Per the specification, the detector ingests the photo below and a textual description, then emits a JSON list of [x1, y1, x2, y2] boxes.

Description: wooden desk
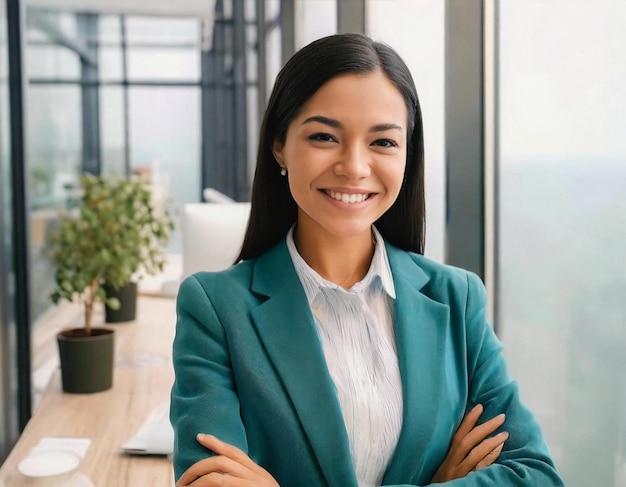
[[0, 296, 177, 486]]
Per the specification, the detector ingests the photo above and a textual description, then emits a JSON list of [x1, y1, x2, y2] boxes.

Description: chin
[[321, 220, 376, 240]]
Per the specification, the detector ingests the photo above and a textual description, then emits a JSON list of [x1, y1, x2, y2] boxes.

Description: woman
[[170, 33, 563, 486]]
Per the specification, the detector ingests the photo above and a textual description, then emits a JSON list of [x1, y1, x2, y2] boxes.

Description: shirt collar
[[286, 225, 396, 305]]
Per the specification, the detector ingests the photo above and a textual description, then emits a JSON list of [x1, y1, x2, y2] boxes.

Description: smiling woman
[[271, 71, 407, 284], [169, 33, 564, 487]]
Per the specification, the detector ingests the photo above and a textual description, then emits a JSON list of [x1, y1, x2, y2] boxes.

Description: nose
[[334, 143, 371, 180]]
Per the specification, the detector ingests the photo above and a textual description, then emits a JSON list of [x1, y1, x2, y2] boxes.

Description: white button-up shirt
[[286, 226, 403, 487]]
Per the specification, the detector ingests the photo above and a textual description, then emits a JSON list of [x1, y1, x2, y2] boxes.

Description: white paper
[[121, 402, 174, 455]]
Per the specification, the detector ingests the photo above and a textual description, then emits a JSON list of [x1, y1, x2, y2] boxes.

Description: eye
[[308, 133, 336, 143], [372, 138, 398, 149]]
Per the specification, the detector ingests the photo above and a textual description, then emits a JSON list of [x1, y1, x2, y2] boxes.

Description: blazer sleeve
[[416, 271, 564, 486], [169, 274, 248, 481]]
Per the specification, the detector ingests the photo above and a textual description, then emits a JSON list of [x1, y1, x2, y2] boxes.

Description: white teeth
[[327, 191, 369, 204]]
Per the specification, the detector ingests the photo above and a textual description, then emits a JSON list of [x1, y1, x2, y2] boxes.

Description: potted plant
[[100, 174, 175, 323], [49, 174, 135, 393]]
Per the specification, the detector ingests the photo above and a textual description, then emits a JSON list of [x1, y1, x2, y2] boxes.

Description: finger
[[196, 434, 266, 476], [177, 455, 249, 486], [452, 404, 484, 443], [461, 431, 509, 472], [449, 407, 505, 466], [183, 472, 250, 487], [197, 434, 250, 464], [177, 459, 212, 487], [459, 413, 506, 456], [447, 404, 483, 466], [474, 442, 505, 471]]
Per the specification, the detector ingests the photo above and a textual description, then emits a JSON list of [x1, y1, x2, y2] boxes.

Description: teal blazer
[[170, 239, 563, 486]]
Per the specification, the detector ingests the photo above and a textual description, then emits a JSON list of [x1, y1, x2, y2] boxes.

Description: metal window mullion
[[255, 0, 266, 122], [337, 0, 365, 34], [200, 43, 212, 201], [445, 0, 485, 280], [200, 48, 217, 200], [29, 78, 221, 87], [232, 0, 247, 200], [27, 8, 96, 65], [121, 14, 131, 176], [279, 0, 295, 64], [77, 13, 101, 175], [201, 0, 230, 199], [483, 0, 499, 328], [6, 0, 32, 431]]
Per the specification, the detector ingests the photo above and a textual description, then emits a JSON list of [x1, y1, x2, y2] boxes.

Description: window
[[498, 2, 626, 485]]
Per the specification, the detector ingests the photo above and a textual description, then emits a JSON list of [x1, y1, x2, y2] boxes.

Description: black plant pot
[[57, 327, 115, 393], [104, 281, 138, 323]]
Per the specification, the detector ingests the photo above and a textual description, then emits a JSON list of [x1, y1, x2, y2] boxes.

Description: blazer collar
[[382, 242, 450, 484], [250, 239, 450, 486], [250, 240, 359, 487]]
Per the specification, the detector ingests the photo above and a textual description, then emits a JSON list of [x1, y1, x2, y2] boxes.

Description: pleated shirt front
[[286, 227, 403, 487]]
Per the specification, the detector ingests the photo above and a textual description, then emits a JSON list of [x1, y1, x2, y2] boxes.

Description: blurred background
[[1, 1, 625, 486]]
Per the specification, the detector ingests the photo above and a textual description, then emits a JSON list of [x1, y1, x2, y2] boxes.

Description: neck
[[293, 224, 375, 290]]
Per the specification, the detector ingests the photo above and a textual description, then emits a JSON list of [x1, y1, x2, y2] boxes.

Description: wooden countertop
[[0, 296, 177, 486]]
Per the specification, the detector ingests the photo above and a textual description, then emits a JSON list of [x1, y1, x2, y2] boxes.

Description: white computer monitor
[[182, 202, 251, 278]]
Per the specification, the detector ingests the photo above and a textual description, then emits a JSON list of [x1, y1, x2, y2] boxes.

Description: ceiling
[[25, 0, 217, 17]]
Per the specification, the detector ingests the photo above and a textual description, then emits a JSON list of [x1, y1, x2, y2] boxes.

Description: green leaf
[[48, 172, 176, 330], [106, 297, 121, 310]]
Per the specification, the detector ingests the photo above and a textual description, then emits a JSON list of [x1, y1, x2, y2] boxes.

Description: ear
[[272, 139, 285, 166]]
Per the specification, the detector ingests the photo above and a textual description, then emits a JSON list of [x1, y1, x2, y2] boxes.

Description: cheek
[[286, 165, 316, 201], [382, 159, 407, 194], [286, 148, 329, 181]]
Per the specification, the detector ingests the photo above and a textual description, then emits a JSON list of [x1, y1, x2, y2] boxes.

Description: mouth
[[323, 189, 373, 204]]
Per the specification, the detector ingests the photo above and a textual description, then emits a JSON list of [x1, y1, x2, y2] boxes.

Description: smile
[[325, 190, 371, 204]]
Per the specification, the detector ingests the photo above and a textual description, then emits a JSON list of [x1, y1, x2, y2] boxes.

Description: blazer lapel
[[382, 244, 451, 484], [249, 241, 359, 487]]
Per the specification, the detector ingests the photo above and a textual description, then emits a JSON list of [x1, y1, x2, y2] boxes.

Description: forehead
[[296, 71, 407, 126]]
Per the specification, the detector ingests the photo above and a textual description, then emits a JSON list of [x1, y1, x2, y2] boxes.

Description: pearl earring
[[280, 167, 287, 176]]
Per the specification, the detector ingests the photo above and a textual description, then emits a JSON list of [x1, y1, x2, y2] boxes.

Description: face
[[272, 70, 408, 244]]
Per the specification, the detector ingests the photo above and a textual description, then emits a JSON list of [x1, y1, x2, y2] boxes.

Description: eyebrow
[[301, 115, 403, 133]]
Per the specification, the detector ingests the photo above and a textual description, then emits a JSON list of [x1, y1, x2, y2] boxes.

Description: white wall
[[367, 0, 446, 262], [294, 0, 337, 49]]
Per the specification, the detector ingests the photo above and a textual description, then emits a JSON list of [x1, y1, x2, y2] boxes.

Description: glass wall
[[100, 15, 202, 254], [498, 1, 626, 486], [24, 10, 205, 325], [26, 11, 82, 209], [23, 2, 273, 413], [26, 10, 86, 324], [295, 0, 337, 49]]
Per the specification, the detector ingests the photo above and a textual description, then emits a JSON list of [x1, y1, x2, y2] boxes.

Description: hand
[[176, 434, 280, 487], [431, 404, 509, 483]]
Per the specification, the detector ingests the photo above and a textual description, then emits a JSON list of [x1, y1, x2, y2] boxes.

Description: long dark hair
[[236, 33, 425, 262]]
